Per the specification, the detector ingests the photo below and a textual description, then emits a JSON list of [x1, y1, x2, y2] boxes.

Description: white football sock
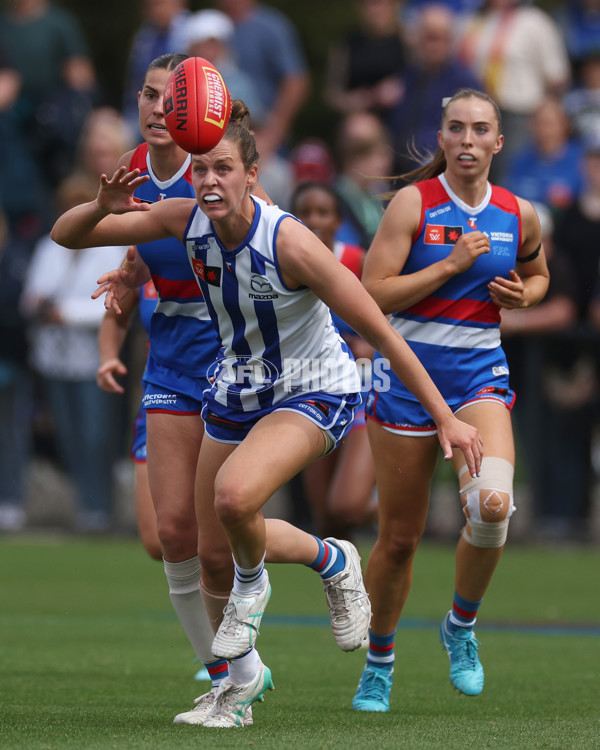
[[232, 552, 268, 596], [163, 556, 215, 664], [228, 647, 262, 685]]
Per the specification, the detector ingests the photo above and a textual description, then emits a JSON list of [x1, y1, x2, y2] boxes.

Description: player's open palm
[[98, 167, 151, 215], [92, 246, 139, 314]]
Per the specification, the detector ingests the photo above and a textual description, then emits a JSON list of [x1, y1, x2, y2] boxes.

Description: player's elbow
[[49, 225, 85, 250]]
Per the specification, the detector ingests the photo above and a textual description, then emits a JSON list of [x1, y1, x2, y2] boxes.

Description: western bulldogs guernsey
[[184, 196, 360, 413], [138, 279, 157, 335], [372, 174, 520, 411], [129, 144, 219, 395]]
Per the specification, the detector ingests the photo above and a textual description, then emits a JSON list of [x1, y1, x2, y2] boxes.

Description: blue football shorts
[[366, 384, 516, 436], [129, 404, 147, 462], [141, 384, 204, 415], [202, 390, 362, 454]]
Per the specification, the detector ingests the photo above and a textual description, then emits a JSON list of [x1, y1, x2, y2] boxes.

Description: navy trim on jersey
[[271, 212, 306, 292], [249, 247, 281, 410], [184, 203, 201, 240]]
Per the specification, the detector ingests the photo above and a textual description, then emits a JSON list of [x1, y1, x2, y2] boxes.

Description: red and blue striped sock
[[366, 629, 396, 672], [447, 592, 482, 634], [307, 536, 345, 580], [205, 658, 228, 687]]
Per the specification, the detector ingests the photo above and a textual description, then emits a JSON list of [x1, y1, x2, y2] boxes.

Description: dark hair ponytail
[[224, 99, 259, 168], [144, 53, 189, 82]]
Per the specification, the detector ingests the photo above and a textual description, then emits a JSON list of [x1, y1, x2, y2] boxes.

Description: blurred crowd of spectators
[[1, 0, 599, 542]]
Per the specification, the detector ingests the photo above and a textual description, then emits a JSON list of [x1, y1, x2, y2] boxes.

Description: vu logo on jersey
[[192, 258, 221, 286], [424, 224, 463, 245]]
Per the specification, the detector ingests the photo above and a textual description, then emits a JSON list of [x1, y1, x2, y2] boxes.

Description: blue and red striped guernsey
[[129, 143, 220, 391], [377, 173, 521, 406]]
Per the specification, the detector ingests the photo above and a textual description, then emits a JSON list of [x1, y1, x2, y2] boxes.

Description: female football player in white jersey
[[63, 82, 374, 728], [351, 89, 549, 713], [51, 99, 483, 728]]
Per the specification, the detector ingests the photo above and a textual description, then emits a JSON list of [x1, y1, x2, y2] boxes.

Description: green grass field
[[1, 536, 599, 749]]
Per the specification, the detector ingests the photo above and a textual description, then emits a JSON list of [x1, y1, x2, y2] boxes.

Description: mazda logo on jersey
[[249, 273, 278, 300], [250, 274, 273, 293], [192, 258, 221, 286], [425, 224, 463, 245]]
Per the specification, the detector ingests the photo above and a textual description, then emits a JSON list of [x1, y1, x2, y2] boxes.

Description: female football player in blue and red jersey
[[352, 89, 550, 712]]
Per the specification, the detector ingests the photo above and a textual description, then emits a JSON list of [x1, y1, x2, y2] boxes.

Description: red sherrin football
[[164, 57, 232, 154]]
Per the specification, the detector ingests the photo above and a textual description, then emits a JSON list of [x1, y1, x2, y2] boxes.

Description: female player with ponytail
[[52, 97, 482, 728], [352, 89, 549, 712]]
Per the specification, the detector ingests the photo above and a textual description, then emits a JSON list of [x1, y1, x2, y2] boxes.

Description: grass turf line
[[0, 538, 599, 749]]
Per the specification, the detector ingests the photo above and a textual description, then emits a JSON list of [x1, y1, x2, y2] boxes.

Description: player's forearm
[[51, 201, 109, 249], [519, 273, 550, 309], [98, 313, 129, 363], [380, 329, 454, 426], [364, 258, 458, 316]]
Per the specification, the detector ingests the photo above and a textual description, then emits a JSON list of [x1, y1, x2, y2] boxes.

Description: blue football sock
[[366, 629, 396, 672], [447, 591, 482, 634], [307, 536, 345, 580], [205, 658, 228, 687]]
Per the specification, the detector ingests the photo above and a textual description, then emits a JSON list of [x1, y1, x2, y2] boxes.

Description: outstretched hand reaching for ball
[[92, 245, 150, 314], [97, 167, 151, 216]]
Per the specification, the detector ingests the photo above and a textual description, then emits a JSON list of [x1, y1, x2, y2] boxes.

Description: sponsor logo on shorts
[[142, 393, 178, 408], [297, 403, 327, 421]]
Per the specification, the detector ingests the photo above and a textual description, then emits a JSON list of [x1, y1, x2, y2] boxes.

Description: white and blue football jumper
[[368, 175, 518, 434], [183, 196, 361, 444]]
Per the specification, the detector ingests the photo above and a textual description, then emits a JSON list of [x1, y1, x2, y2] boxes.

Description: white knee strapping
[[459, 457, 516, 548]]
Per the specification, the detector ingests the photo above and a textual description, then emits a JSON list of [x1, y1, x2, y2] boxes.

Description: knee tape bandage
[[459, 457, 516, 548]]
